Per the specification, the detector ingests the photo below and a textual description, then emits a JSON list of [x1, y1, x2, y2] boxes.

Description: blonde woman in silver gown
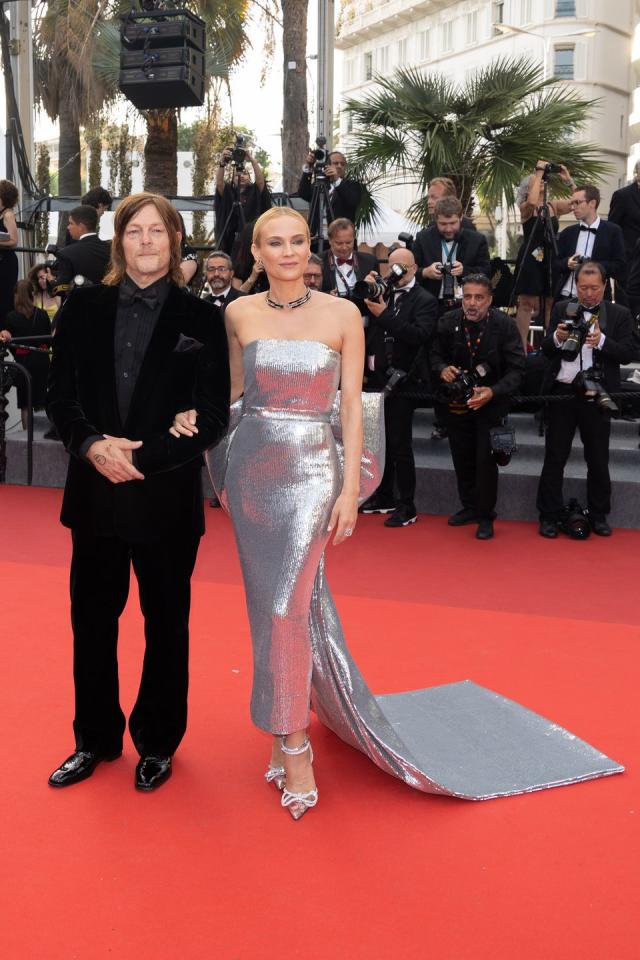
[[173, 207, 623, 817]]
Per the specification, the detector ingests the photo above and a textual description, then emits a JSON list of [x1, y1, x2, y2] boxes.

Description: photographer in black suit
[[298, 150, 364, 237], [52, 205, 112, 297], [321, 218, 377, 309], [431, 275, 525, 540], [46, 193, 230, 792], [359, 247, 438, 527], [608, 161, 640, 263], [553, 184, 626, 302], [413, 197, 490, 316], [537, 261, 636, 538]]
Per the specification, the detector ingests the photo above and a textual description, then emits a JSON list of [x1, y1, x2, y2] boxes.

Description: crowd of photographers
[[2, 147, 640, 539]]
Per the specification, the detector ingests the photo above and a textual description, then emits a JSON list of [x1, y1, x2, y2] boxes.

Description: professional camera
[[439, 361, 492, 404], [435, 261, 456, 300], [397, 231, 414, 252], [382, 367, 409, 397], [353, 263, 408, 301], [559, 498, 591, 539], [573, 366, 618, 413], [542, 162, 564, 180], [312, 136, 329, 178], [231, 135, 247, 168], [560, 302, 590, 360]]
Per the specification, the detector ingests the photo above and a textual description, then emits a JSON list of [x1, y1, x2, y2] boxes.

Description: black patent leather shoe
[[539, 519, 559, 539], [48, 750, 121, 788], [384, 505, 417, 527], [135, 755, 172, 792], [476, 519, 494, 540], [590, 517, 612, 537]]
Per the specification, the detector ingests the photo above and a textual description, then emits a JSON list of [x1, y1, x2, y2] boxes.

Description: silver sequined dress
[[207, 338, 623, 800]]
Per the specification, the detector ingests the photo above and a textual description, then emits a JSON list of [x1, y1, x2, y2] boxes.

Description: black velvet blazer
[[47, 282, 230, 542]]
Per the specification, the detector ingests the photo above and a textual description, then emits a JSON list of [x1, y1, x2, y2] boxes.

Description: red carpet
[[1, 485, 638, 959]]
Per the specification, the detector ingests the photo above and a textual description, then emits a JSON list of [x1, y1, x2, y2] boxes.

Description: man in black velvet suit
[[553, 184, 626, 302], [537, 261, 636, 538], [413, 196, 490, 316], [46, 193, 230, 792], [52, 205, 112, 296]]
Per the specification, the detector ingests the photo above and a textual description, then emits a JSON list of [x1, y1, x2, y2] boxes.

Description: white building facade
[[336, 0, 640, 219]]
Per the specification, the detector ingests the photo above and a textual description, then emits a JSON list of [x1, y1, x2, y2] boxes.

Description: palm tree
[[344, 58, 611, 225]]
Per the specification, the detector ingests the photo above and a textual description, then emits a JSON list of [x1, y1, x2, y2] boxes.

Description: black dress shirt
[[115, 275, 170, 423]]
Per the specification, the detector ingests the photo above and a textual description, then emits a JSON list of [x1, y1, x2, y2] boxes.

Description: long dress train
[[207, 338, 623, 799]]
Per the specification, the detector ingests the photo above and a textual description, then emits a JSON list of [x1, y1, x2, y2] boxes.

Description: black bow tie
[[120, 287, 159, 311], [580, 225, 597, 234]]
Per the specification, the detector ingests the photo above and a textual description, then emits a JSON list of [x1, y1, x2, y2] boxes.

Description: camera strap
[[440, 239, 457, 265]]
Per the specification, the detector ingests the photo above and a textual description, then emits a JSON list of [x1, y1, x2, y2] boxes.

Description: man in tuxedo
[[431, 274, 525, 540], [608, 162, 640, 263], [426, 177, 476, 231], [321, 218, 377, 308], [46, 192, 230, 791], [204, 251, 245, 314], [359, 248, 438, 527], [52, 205, 112, 296], [553, 184, 626, 302], [413, 197, 490, 316], [537, 261, 636, 538], [298, 150, 364, 243]]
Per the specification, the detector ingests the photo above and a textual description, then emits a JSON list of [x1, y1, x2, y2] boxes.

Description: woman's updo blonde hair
[[252, 207, 310, 246]]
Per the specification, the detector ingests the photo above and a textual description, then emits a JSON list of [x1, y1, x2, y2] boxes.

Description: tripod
[[215, 166, 247, 255], [510, 173, 559, 335], [307, 168, 335, 254]]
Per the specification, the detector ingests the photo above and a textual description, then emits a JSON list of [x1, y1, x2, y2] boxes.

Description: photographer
[[358, 248, 438, 527], [426, 177, 476, 230], [431, 274, 526, 540], [298, 147, 364, 240], [537, 261, 636, 538], [413, 197, 490, 317], [321, 218, 377, 309], [214, 141, 271, 256], [51, 205, 112, 297], [553, 184, 626, 302]]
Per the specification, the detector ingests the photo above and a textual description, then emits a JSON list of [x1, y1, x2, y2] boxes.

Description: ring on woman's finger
[[344, 528, 353, 537]]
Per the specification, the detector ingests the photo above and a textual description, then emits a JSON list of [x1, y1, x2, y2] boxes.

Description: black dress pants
[[445, 406, 503, 519], [377, 393, 417, 508], [70, 529, 201, 757], [537, 386, 611, 520]]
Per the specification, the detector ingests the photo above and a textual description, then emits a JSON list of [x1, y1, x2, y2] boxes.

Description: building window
[[466, 11, 478, 45], [556, 0, 576, 14], [364, 51, 373, 81], [520, 0, 534, 24], [441, 20, 453, 53], [397, 37, 408, 65], [554, 45, 575, 79], [492, 0, 505, 35], [418, 29, 430, 61], [378, 45, 389, 73]]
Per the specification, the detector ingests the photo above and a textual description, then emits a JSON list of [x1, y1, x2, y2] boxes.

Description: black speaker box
[[121, 9, 205, 53], [121, 44, 205, 73], [119, 64, 205, 109]]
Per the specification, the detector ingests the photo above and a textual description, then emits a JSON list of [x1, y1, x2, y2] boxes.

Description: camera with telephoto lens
[[573, 366, 618, 413], [560, 301, 590, 360], [353, 262, 408, 301], [439, 361, 492, 404], [435, 261, 456, 300], [231, 135, 247, 169], [312, 136, 329, 178], [560, 498, 591, 539]]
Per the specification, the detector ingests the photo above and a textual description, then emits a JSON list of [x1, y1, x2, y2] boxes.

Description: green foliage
[[345, 57, 611, 226]]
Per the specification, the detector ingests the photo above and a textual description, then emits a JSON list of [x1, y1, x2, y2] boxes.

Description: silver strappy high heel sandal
[[280, 736, 318, 821], [264, 764, 286, 791]]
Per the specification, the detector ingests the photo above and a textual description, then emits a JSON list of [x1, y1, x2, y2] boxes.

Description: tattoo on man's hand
[[94, 454, 107, 466]]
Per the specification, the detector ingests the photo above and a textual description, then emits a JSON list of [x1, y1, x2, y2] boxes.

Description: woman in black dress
[[0, 179, 19, 325], [0, 280, 51, 428], [513, 162, 575, 348]]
